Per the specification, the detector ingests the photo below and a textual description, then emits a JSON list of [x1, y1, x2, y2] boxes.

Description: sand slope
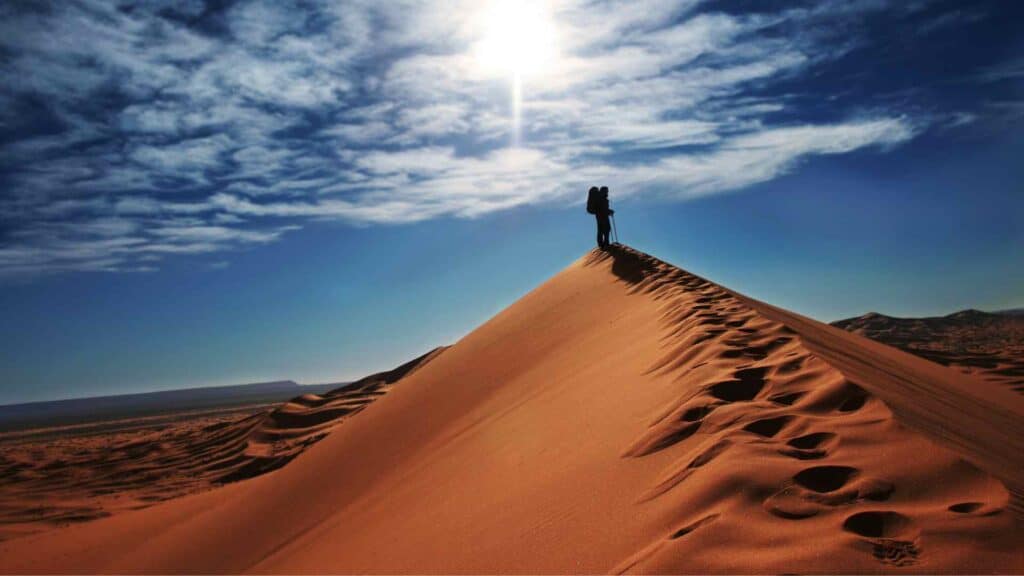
[[1, 246, 1021, 573], [833, 310, 1024, 394]]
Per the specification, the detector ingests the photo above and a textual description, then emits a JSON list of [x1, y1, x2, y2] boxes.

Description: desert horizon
[[3, 305, 1020, 413]]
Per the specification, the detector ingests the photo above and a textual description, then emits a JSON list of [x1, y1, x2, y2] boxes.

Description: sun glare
[[475, 0, 559, 79], [474, 0, 560, 146]]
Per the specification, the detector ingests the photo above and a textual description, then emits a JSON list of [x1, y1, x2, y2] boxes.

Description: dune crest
[[1, 246, 1021, 573]]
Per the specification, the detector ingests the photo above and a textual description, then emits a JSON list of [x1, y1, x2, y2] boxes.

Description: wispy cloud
[[0, 0, 980, 276], [973, 58, 1024, 83]]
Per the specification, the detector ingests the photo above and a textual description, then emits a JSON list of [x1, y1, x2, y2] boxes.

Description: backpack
[[586, 188, 598, 214]]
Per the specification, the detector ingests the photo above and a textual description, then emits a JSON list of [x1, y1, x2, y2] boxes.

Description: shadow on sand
[[582, 244, 654, 287]]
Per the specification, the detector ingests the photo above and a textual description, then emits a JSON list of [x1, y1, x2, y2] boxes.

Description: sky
[[0, 0, 1022, 404]]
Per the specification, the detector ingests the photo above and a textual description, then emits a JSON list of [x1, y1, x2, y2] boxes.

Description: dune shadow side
[[583, 245, 652, 286]]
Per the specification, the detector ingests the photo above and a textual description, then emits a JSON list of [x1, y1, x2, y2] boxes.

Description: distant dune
[[1, 246, 1021, 573], [0, 380, 341, 432], [833, 309, 1024, 393], [0, 349, 443, 541]]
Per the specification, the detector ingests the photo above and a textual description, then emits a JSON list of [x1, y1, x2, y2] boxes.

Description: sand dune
[[833, 310, 1024, 394], [1, 245, 1021, 573], [0, 348, 443, 541]]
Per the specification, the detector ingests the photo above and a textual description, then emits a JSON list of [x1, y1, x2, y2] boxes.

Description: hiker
[[586, 186, 615, 249]]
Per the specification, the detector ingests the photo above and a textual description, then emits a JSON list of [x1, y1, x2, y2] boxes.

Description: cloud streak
[[0, 0, 960, 276]]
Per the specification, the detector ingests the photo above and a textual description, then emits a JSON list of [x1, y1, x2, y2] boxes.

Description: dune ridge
[[0, 245, 1021, 573]]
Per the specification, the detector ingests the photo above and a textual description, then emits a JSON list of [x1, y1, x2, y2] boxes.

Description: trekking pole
[[611, 214, 619, 244]]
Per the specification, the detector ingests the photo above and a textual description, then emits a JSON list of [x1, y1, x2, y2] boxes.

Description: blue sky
[[1, 0, 1021, 404]]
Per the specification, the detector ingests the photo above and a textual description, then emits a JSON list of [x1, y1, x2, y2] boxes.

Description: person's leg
[[598, 217, 610, 248], [595, 216, 604, 247]]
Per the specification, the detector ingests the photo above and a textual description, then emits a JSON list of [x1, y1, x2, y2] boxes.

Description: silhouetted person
[[586, 185, 614, 249]]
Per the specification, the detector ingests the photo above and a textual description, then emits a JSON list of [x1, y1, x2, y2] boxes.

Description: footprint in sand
[[948, 502, 983, 513], [947, 501, 1002, 517], [768, 390, 807, 406], [763, 466, 858, 519], [720, 336, 792, 360], [794, 465, 859, 493], [625, 365, 772, 457], [842, 511, 921, 566], [764, 465, 895, 518], [778, 431, 837, 460], [708, 367, 767, 402], [742, 415, 794, 438], [777, 357, 806, 373]]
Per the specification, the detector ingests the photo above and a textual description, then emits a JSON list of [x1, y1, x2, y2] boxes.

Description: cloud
[[973, 58, 1024, 83], [641, 118, 917, 197], [0, 0, 946, 276], [130, 134, 236, 175]]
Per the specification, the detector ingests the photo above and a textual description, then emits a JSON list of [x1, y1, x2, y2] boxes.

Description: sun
[[474, 0, 559, 145], [474, 0, 559, 79]]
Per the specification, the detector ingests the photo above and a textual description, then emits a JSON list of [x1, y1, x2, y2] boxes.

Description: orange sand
[[0, 246, 1021, 573]]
